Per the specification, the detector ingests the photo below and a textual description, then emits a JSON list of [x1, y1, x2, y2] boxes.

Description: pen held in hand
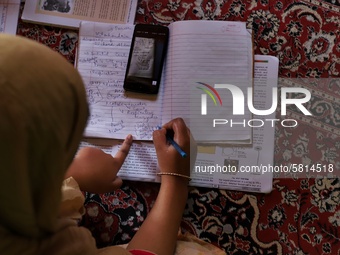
[[166, 134, 187, 158], [157, 126, 187, 158]]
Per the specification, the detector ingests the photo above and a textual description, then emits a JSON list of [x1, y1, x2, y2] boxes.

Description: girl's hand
[[65, 134, 133, 193]]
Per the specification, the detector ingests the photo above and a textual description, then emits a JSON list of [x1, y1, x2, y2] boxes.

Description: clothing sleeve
[[59, 177, 85, 220], [59, 178, 158, 255]]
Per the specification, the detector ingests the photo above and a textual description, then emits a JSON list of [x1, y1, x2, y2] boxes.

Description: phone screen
[[124, 24, 169, 94], [127, 37, 155, 79]]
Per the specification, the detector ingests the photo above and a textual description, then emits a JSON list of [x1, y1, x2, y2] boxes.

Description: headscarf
[[0, 34, 95, 254], [0, 34, 222, 255]]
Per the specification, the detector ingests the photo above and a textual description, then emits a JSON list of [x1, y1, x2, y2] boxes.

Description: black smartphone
[[123, 24, 169, 94]]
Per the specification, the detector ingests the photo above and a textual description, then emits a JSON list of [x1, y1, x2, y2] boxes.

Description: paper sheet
[[191, 55, 278, 192], [0, 0, 20, 34], [77, 22, 163, 140], [162, 20, 253, 143]]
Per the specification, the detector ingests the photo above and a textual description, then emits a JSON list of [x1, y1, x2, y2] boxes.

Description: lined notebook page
[[77, 22, 162, 140], [162, 21, 253, 143]]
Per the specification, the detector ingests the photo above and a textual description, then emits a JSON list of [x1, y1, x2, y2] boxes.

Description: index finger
[[113, 134, 133, 167]]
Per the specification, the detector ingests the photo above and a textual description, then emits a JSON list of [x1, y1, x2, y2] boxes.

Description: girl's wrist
[[160, 175, 190, 191], [156, 172, 191, 181]]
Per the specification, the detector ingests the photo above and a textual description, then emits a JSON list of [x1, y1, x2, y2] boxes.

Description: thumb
[[153, 127, 167, 152]]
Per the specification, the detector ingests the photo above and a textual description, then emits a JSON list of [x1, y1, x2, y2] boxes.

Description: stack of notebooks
[[76, 20, 279, 193]]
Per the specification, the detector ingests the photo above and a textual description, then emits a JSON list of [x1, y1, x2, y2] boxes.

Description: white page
[[80, 138, 159, 182], [116, 141, 159, 181], [0, 0, 20, 34], [162, 20, 253, 143], [192, 55, 278, 193], [77, 22, 163, 140]]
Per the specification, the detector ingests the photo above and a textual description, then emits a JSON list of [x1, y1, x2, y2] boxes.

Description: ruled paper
[[162, 20, 253, 143], [77, 22, 163, 140], [77, 21, 253, 143]]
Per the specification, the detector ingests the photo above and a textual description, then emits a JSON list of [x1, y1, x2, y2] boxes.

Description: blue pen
[[157, 126, 187, 158]]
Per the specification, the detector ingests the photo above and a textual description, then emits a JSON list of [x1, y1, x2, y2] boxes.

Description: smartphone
[[123, 24, 169, 94]]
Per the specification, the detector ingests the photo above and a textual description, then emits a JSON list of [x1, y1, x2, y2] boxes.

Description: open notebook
[[76, 21, 253, 144], [80, 55, 278, 193]]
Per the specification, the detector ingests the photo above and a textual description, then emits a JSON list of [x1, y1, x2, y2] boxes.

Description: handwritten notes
[[128, 37, 155, 78], [77, 20, 254, 143], [77, 22, 163, 140], [0, 0, 20, 34]]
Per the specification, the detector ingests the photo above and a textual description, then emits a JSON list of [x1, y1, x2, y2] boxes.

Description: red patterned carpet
[[17, 0, 340, 254]]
